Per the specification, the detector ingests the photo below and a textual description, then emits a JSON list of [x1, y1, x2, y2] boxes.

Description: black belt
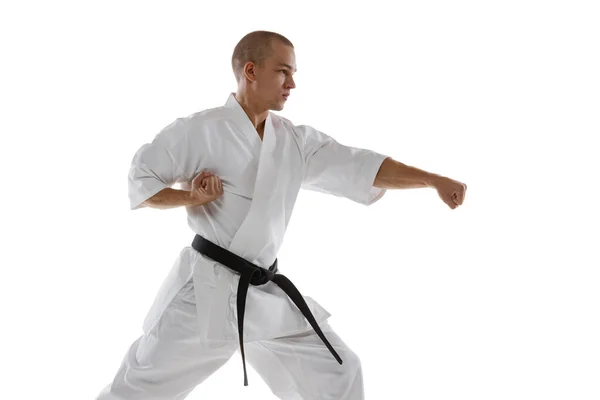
[[191, 234, 343, 386]]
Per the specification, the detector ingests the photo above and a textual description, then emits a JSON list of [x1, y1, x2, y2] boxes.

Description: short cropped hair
[[231, 31, 294, 83]]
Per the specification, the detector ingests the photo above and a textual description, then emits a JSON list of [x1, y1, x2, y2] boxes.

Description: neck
[[234, 91, 269, 132]]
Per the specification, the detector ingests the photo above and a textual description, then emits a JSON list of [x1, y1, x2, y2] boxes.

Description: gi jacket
[[127, 93, 388, 342]]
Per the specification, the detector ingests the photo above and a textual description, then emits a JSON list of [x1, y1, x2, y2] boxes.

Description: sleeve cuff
[[128, 181, 170, 210], [357, 152, 389, 206]]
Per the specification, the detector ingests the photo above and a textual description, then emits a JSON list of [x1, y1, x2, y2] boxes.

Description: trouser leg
[[96, 279, 237, 400], [244, 321, 365, 400]]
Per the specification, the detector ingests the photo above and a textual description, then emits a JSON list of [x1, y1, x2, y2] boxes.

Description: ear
[[243, 61, 257, 82]]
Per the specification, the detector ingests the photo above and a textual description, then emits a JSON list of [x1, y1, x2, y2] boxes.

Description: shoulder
[[184, 105, 231, 126], [271, 114, 332, 148], [153, 104, 228, 146]]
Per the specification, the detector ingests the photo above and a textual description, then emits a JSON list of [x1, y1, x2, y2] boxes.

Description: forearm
[[373, 157, 441, 189], [143, 188, 199, 209]]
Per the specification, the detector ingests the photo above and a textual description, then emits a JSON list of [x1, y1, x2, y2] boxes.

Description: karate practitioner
[[96, 30, 466, 400]]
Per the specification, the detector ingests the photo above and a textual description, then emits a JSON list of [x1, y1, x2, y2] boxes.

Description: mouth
[[282, 94, 289, 100]]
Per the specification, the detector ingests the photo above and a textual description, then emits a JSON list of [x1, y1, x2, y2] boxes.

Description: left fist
[[434, 176, 467, 210]]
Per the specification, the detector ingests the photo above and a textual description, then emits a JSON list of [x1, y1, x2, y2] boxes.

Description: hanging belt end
[[334, 352, 343, 365]]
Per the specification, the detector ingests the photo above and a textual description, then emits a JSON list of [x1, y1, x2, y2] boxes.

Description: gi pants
[[96, 277, 365, 400]]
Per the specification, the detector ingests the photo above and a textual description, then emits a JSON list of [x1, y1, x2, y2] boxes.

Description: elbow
[[373, 157, 396, 189]]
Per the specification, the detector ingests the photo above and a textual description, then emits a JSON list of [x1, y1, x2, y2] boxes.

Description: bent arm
[[373, 157, 441, 189], [143, 188, 197, 209], [144, 187, 216, 209]]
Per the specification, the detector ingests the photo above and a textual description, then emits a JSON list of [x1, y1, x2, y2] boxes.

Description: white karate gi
[[97, 93, 388, 400]]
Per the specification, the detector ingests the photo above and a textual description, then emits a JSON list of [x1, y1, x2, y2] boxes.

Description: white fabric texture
[[96, 278, 365, 400], [126, 93, 388, 344], [99, 93, 387, 398]]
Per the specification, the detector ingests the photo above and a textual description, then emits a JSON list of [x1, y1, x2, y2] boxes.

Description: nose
[[286, 76, 296, 89]]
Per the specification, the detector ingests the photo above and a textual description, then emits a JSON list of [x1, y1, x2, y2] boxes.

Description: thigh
[[244, 322, 365, 400], [97, 279, 238, 400]]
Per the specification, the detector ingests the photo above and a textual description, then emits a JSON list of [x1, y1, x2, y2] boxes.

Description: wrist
[[188, 191, 203, 207], [425, 173, 443, 188]]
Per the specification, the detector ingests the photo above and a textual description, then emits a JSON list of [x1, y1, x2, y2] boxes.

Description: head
[[232, 31, 297, 111]]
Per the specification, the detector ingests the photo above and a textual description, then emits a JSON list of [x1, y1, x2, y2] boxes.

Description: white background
[[1, 0, 599, 399]]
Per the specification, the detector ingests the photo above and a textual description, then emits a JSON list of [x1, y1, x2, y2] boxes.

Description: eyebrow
[[278, 63, 297, 73]]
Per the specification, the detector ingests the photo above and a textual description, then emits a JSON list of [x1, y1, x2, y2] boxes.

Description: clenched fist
[[190, 171, 224, 206], [434, 176, 467, 210]]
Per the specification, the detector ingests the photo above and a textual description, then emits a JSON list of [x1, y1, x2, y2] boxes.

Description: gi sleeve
[[128, 118, 191, 210], [299, 125, 389, 205]]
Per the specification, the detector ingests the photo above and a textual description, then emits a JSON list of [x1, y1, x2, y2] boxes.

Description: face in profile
[[252, 40, 297, 111]]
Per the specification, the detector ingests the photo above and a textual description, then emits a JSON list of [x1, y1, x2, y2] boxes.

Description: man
[[97, 30, 466, 400]]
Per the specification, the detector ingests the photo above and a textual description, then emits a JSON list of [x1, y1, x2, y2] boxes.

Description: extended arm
[[373, 157, 440, 189], [373, 157, 467, 209]]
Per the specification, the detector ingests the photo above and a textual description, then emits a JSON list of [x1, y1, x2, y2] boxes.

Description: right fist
[[190, 171, 224, 205]]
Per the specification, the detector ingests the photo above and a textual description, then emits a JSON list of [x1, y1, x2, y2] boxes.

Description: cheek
[[270, 78, 284, 94], [261, 77, 281, 91]]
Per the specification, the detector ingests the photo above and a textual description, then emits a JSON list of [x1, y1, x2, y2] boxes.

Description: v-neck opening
[[224, 93, 271, 148]]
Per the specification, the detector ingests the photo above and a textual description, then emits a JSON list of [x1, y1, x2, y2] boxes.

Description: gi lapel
[[224, 92, 262, 150], [227, 111, 277, 267]]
